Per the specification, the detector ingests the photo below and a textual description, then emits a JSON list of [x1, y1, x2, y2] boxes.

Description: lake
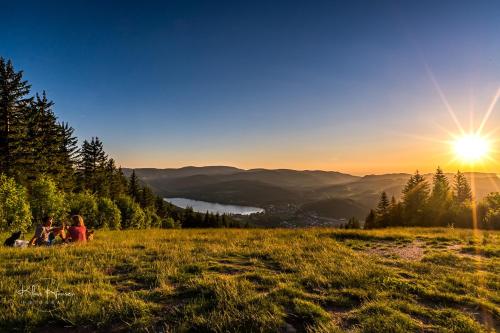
[[164, 198, 265, 215]]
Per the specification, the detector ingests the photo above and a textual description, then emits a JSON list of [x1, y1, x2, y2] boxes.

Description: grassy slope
[[1, 228, 499, 332]]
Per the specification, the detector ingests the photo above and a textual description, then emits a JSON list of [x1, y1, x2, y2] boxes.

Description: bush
[[96, 197, 121, 229], [162, 217, 176, 229], [115, 195, 145, 229], [449, 203, 473, 228], [29, 175, 67, 224], [0, 174, 32, 232], [482, 192, 500, 230], [68, 191, 98, 227], [144, 207, 161, 228]]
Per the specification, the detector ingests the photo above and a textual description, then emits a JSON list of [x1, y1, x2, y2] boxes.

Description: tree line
[[364, 168, 500, 230], [0, 58, 240, 232]]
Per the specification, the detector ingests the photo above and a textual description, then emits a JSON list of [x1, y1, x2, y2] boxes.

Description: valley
[[125, 167, 500, 227]]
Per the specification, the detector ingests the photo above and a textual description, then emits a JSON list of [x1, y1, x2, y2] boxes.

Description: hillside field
[[1, 228, 499, 332]]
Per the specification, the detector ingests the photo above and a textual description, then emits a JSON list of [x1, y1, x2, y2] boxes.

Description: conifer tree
[[204, 211, 210, 226], [388, 195, 403, 227], [128, 170, 140, 201], [402, 170, 430, 226], [430, 167, 450, 202], [139, 185, 156, 209], [364, 209, 376, 229], [454, 171, 472, 204], [377, 191, 390, 212], [428, 167, 452, 226], [375, 191, 390, 227], [346, 217, 361, 229], [24, 92, 61, 180], [155, 196, 170, 219], [77, 137, 108, 193], [56, 122, 79, 190], [0, 58, 32, 180], [107, 162, 128, 200]]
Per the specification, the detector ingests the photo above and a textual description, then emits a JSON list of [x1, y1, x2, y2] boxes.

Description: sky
[[1, 0, 499, 175]]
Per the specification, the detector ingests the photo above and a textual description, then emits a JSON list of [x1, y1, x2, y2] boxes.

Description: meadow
[[1, 228, 499, 333]]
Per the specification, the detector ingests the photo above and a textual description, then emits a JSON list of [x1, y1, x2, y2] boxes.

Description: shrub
[[144, 207, 161, 228], [162, 217, 176, 229], [29, 175, 67, 224], [115, 195, 145, 229], [0, 174, 32, 232], [68, 191, 98, 227], [482, 192, 500, 230], [96, 197, 121, 229]]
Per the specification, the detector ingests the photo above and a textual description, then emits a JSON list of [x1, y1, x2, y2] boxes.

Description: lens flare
[[453, 134, 490, 163]]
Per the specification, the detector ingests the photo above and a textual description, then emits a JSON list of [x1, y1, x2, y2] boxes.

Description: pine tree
[[204, 211, 210, 226], [430, 167, 450, 202], [391, 195, 396, 206], [388, 195, 403, 227], [128, 170, 140, 201], [374, 191, 390, 227], [56, 122, 79, 191], [0, 58, 32, 180], [364, 209, 376, 229], [139, 185, 155, 209], [454, 171, 472, 204], [376, 191, 390, 214], [23, 92, 62, 181], [402, 170, 430, 226], [428, 167, 452, 226], [155, 196, 171, 219], [77, 137, 108, 193], [346, 217, 361, 229], [107, 162, 128, 200]]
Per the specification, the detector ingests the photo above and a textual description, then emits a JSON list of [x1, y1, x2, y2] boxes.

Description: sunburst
[[452, 133, 490, 163], [427, 66, 499, 168]]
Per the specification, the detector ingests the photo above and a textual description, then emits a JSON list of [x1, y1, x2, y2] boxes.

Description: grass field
[[1, 228, 499, 332]]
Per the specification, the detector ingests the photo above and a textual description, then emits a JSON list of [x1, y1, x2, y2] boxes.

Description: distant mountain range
[[123, 166, 500, 223]]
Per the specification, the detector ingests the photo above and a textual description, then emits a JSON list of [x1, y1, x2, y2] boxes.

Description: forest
[[0, 58, 239, 232]]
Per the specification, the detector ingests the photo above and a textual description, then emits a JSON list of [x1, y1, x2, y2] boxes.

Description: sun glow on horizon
[[453, 134, 490, 163]]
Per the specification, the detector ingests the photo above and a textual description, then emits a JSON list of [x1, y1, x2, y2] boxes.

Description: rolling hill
[[124, 167, 500, 222]]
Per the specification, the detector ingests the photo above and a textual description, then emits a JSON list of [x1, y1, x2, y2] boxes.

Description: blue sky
[[1, 0, 499, 174]]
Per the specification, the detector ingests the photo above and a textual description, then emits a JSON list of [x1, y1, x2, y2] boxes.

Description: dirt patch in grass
[[366, 241, 425, 261]]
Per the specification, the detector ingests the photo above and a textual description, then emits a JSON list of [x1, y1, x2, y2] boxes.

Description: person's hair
[[43, 216, 53, 225], [71, 215, 85, 227]]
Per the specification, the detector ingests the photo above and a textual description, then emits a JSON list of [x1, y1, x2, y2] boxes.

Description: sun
[[453, 134, 490, 163]]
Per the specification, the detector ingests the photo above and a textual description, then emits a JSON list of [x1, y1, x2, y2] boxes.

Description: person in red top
[[67, 215, 87, 242]]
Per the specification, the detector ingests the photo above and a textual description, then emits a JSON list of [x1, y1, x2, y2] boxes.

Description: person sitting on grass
[[66, 215, 87, 243], [29, 216, 66, 246]]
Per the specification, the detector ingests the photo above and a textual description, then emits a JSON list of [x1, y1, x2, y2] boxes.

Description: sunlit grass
[[0, 228, 498, 332]]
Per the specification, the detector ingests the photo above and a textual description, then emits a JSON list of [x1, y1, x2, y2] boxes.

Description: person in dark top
[[29, 216, 53, 246], [29, 216, 67, 246]]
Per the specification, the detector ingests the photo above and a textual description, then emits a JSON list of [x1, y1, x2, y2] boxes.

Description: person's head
[[43, 216, 53, 227], [71, 215, 85, 227]]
